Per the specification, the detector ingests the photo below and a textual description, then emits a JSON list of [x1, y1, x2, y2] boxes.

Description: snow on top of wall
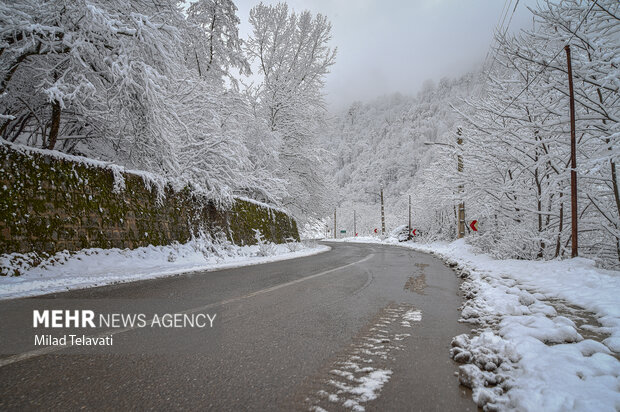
[[233, 196, 290, 217], [1, 140, 164, 196], [1, 140, 288, 214]]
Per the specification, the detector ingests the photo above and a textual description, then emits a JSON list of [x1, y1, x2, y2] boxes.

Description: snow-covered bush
[[285, 238, 303, 252], [253, 229, 277, 257], [0, 252, 46, 277]]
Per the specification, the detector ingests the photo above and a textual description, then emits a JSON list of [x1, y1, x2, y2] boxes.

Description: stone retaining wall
[[0, 144, 299, 256]]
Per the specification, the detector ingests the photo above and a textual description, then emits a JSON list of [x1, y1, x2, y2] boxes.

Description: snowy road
[[0, 242, 474, 411]]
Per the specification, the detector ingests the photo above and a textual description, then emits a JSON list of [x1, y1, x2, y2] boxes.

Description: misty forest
[[1, 0, 619, 269]]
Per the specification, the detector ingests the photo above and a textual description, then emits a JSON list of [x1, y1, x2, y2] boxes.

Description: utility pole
[[565, 45, 578, 257], [457, 128, 465, 239], [334, 208, 337, 240], [354, 209, 357, 237], [408, 194, 412, 231], [380, 185, 386, 235]]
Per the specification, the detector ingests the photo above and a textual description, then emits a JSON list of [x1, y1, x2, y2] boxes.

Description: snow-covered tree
[[0, 0, 285, 206], [186, 0, 250, 85], [412, 0, 620, 267], [0, 0, 187, 162], [245, 2, 337, 221]]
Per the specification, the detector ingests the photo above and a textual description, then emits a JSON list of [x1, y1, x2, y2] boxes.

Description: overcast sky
[[234, 0, 537, 110]]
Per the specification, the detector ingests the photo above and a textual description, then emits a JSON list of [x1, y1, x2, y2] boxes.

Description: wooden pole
[[408, 194, 412, 235], [380, 186, 386, 235], [565, 45, 578, 258], [457, 129, 465, 239], [334, 208, 337, 240]]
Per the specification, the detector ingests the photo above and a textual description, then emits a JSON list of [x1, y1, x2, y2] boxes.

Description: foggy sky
[[234, 0, 538, 110]]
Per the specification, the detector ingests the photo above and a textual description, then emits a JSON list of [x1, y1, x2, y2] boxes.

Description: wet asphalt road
[[0, 242, 475, 411]]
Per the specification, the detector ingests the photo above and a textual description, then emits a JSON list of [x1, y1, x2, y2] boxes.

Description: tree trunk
[[611, 159, 620, 263], [46, 100, 61, 150], [555, 191, 564, 258], [535, 159, 544, 258]]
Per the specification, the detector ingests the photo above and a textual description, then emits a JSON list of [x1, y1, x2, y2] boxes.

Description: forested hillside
[[324, 74, 480, 236], [328, 0, 619, 269]]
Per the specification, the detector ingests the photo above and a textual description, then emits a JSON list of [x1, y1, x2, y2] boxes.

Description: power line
[[487, 0, 520, 74], [498, 0, 599, 116], [482, 0, 512, 71], [480, 0, 520, 97], [499, 0, 518, 37], [502, 0, 520, 38]]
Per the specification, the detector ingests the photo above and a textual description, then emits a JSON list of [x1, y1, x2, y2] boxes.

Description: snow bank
[[420, 241, 620, 411], [414, 240, 620, 349], [333, 236, 620, 411], [0, 237, 329, 300]]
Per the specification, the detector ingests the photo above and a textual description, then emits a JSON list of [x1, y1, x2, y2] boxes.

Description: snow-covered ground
[[331, 236, 620, 412], [0, 237, 329, 300]]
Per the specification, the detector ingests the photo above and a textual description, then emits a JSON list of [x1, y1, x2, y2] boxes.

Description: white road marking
[[0, 253, 374, 368]]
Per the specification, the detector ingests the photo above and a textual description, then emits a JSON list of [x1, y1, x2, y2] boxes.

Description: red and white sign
[[470, 220, 479, 232], [412, 229, 417, 236]]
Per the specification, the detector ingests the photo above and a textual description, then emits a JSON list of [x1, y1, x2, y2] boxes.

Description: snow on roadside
[[0, 237, 330, 300], [331, 236, 620, 412]]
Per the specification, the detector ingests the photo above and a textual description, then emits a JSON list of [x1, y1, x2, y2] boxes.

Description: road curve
[[0, 242, 475, 411]]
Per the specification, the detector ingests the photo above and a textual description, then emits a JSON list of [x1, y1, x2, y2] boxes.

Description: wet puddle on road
[[295, 303, 423, 412], [404, 274, 426, 295], [404, 263, 428, 295]]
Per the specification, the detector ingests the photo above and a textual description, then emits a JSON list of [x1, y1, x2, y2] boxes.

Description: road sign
[[412, 229, 417, 236], [374, 228, 378, 234], [340, 230, 346, 234], [470, 220, 479, 232]]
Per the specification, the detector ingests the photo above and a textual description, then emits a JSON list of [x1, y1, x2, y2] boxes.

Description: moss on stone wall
[[0, 144, 299, 255], [229, 200, 300, 245]]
